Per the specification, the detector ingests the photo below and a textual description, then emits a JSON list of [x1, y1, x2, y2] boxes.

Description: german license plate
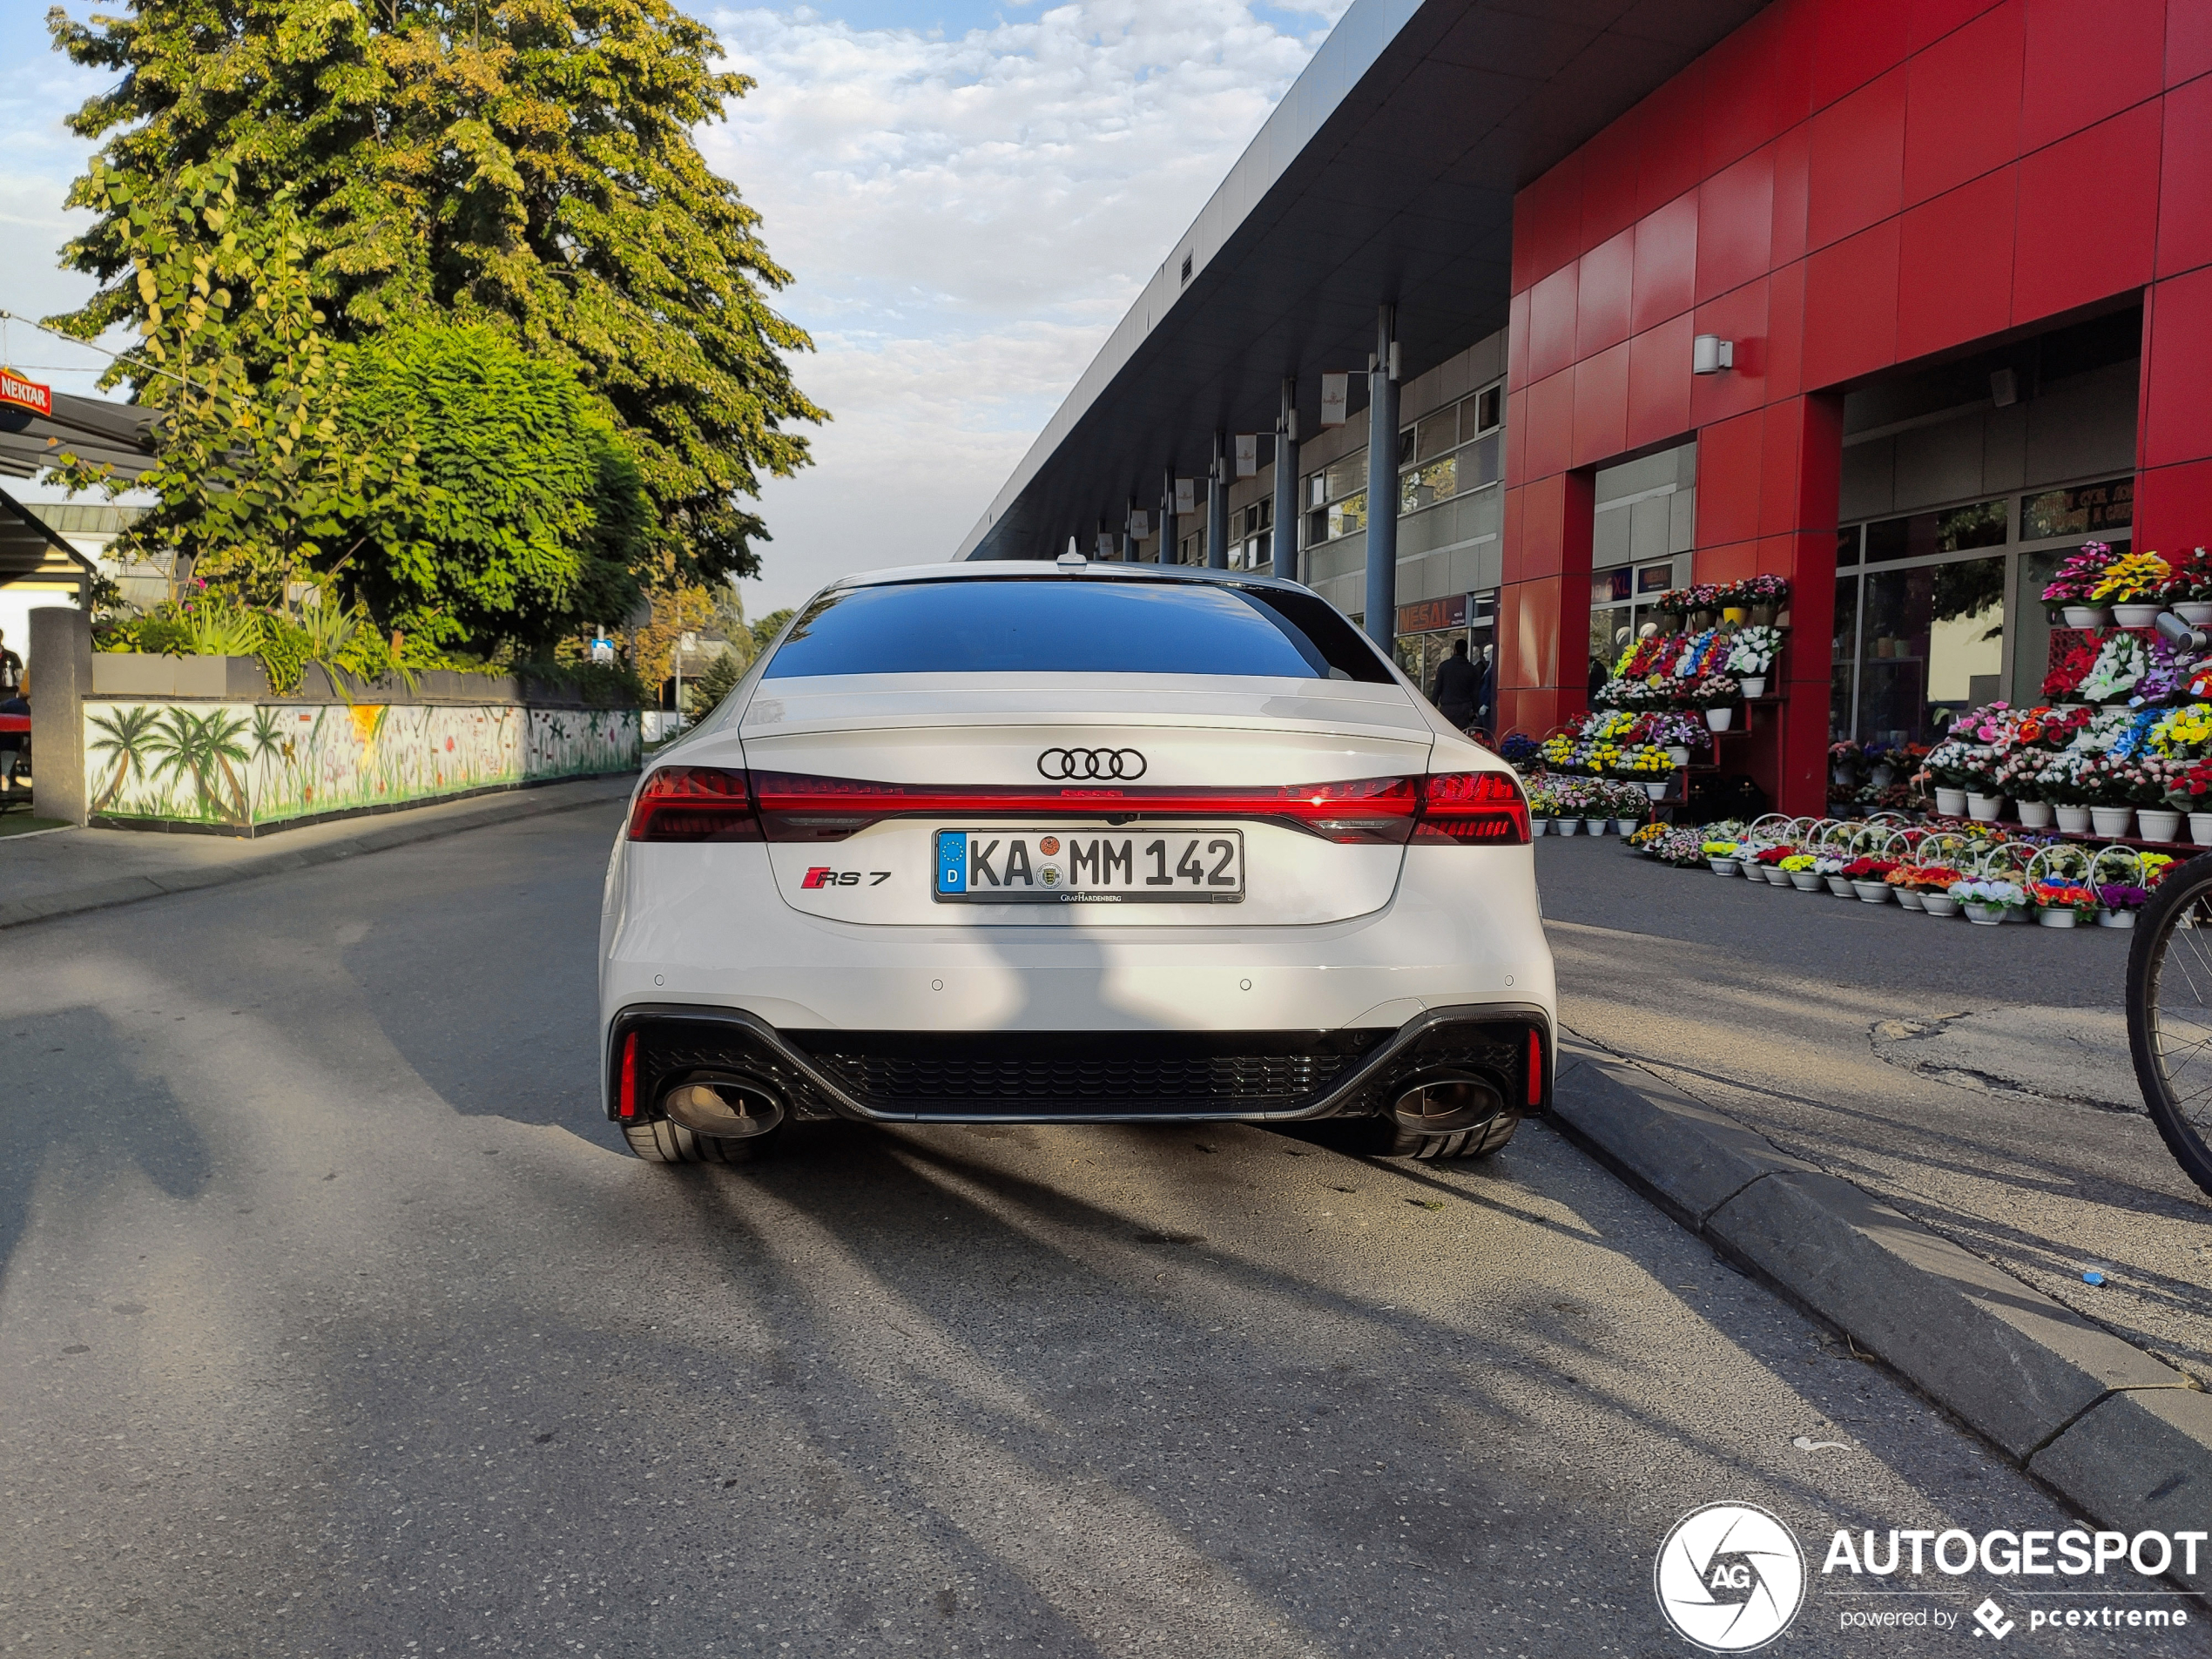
[[934, 829, 1244, 904]]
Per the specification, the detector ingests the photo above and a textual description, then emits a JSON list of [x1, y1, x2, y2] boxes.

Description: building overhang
[[959, 0, 1767, 563]]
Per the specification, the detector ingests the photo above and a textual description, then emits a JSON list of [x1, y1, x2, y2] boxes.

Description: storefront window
[[2021, 479, 2132, 540], [1831, 551, 1859, 742], [1851, 556, 2004, 745], [1864, 499, 2008, 563]]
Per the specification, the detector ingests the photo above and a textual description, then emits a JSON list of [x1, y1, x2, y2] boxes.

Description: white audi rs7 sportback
[[598, 558, 1555, 1165]]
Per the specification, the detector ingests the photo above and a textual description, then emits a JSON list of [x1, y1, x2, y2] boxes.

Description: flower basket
[[2114, 603, 2164, 627], [2035, 907, 2079, 927], [2178, 602, 2212, 626], [2100, 907, 2138, 928], [1895, 887, 1926, 910], [2016, 800, 2054, 829], [1825, 874, 1854, 897], [2139, 807, 2184, 841], [2062, 605, 2109, 627], [1922, 892, 1961, 917], [1934, 786, 1968, 816], [2089, 805, 2135, 837], [1965, 903, 2009, 926], [1789, 870, 1823, 891], [1851, 880, 1892, 903], [1705, 707, 1734, 732], [2056, 805, 2094, 833], [1709, 858, 1739, 875], [1966, 792, 2005, 821]]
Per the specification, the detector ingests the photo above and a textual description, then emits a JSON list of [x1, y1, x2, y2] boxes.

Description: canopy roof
[[0, 388, 158, 485]]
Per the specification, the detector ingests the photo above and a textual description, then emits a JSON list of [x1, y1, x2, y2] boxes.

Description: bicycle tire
[[2125, 850, 2212, 1200]]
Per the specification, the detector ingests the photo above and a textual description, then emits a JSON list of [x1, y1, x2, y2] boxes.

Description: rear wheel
[[1338, 1110, 1521, 1162], [2127, 854, 2212, 1199], [621, 1116, 783, 1164]]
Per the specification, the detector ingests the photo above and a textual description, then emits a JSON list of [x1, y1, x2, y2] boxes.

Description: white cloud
[[701, 0, 1342, 613]]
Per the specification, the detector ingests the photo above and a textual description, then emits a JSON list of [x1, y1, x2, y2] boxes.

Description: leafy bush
[[685, 649, 745, 719]]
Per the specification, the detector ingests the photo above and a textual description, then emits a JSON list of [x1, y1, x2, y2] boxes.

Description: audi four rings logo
[[1038, 747, 1147, 780]]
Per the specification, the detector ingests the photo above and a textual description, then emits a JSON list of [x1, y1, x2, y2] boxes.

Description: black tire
[[1339, 1109, 1521, 1162], [621, 1116, 782, 1164], [2126, 853, 2212, 1200]]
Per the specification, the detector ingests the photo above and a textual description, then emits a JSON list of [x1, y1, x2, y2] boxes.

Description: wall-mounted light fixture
[[1692, 334, 1735, 374]]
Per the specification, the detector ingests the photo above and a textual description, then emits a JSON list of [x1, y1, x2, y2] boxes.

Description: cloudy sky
[[1, 0, 1346, 618]]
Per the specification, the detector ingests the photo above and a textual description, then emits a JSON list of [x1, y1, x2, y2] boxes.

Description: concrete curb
[[0, 774, 635, 932], [1551, 1035, 2212, 1588]]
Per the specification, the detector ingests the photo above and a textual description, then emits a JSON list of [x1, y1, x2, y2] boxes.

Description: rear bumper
[[603, 1001, 1553, 1127]]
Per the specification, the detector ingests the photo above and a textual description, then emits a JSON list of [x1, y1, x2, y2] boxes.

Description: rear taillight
[[1413, 771, 1530, 845], [628, 767, 764, 841]]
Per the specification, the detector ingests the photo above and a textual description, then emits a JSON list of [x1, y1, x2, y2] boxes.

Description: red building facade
[[1499, 0, 2212, 813]]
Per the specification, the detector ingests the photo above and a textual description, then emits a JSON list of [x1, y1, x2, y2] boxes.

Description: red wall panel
[[1770, 121, 1811, 266], [1630, 193, 1699, 334], [1579, 112, 1646, 253], [2157, 75, 2212, 280], [1689, 279, 1770, 429], [1523, 369, 1576, 481], [2173, 0, 2212, 86], [2141, 266, 2212, 470], [1909, 0, 2007, 53], [1901, 0, 2024, 206], [2138, 461, 2212, 557], [2020, 0, 2166, 152], [1527, 263, 1580, 382], [1808, 68, 1907, 249], [2012, 104, 2161, 321], [1702, 7, 1789, 173], [1635, 66, 1710, 218], [1697, 147, 1777, 302], [1802, 219, 1901, 388], [1897, 167, 2017, 361], [1697, 412, 1765, 546], [1812, 0, 1911, 112], [1625, 314, 1696, 452], [1575, 229, 1635, 357], [1571, 341, 1631, 471]]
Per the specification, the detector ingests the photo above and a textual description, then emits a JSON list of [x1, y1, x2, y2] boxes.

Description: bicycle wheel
[[2126, 852, 2212, 1199]]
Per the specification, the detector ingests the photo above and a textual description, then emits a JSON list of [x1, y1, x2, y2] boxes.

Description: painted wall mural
[[82, 701, 638, 828]]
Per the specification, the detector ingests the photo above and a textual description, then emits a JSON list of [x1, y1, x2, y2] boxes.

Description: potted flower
[[1950, 877, 2028, 926], [1883, 865, 1927, 910], [1841, 855, 1898, 903], [1916, 866, 1967, 916], [2089, 550, 2174, 627], [1527, 783, 1555, 834], [1779, 852, 1824, 892], [1739, 573, 1791, 627], [2162, 548, 2212, 626], [2041, 542, 2120, 626], [1693, 674, 1743, 732], [2041, 641, 2099, 706], [2028, 878, 2100, 929], [2097, 881, 2150, 929], [2077, 631, 2150, 704], [2168, 758, 2212, 845], [1753, 844, 1795, 887], [1725, 624, 1783, 698], [1703, 839, 1742, 875]]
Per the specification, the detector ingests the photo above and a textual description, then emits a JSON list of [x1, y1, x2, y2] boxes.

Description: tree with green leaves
[[48, 0, 823, 590]]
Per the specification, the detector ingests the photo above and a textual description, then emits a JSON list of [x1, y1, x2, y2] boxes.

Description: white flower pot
[[2016, 800, 2054, 829], [1896, 887, 1925, 910], [1851, 880, 1892, 904], [2193, 812, 2212, 846], [2055, 805, 2094, 833], [2099, 908, 2137, 928], [1705, 707, 1735, 732], [1789, 870, 1824, 891], [1709, 858, 1739, 876], [1922, 893, 1961, 917], [1739, 676, 1767, 698], [1965, 903, 2009, 926], [1825, 875, 1855, 897], [2139, 808, 2184, 842], [1934, 787, 1969, 817], [2113, 603, 2163, 627], [1762, 866, 1791, 887], [1642, 781, 1668, 800], [1615, 817, 1641, 836], [1871, 764, 1896, 788], [2061, 605, 2109, 627], [1555, 818, 1580, 835], [2089, 806, 2135, 837], [1966, 792, 2005, 821], [1583, 817, 1609, 836], [1666, 745, 1691, 766], [2178, 602, 2212, 626], [2036, 907, 2080, 928], [1530, 817, 1550, 835]]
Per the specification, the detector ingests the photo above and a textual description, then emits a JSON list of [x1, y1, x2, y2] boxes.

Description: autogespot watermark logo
[[1656, 1503, 1807, 1652]]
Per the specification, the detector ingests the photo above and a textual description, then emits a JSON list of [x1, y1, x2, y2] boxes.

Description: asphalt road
[[2, 806, 2200, 1657], [1535, 834, 2212, 1386]]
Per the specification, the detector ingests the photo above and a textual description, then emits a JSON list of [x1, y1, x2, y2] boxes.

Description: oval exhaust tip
[[662, 1079, 785, 1139], [1391, 1070, 1504, 1135]]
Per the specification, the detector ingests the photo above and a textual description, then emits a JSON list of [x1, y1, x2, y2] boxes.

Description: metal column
[[1362, 305, 1399, 655], [1206, 432, 1231, 570], [1159, 468, 1177, 564], [1272, 377, 1300, 583]]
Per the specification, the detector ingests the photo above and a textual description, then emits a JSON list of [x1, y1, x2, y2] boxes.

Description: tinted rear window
[[762, 578, 1394, 683]]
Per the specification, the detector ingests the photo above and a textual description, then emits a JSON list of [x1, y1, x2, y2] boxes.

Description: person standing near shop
[[1475, 642, 1496, 736], [1431, 637, 1479, 732]]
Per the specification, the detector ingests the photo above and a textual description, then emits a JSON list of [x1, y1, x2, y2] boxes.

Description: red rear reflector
[[1413, 771, 1530, 845], [617, 1031, 639, 1119], [1526, 1028, 1544, 1107], [628, 766, 763, 841]]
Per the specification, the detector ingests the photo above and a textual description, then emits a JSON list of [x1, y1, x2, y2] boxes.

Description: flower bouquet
[[1724, 624, 1784, 695], [1906, 865, 1969, 915], [1702, 839, 1743, 875], [1691, 673, 1743, 731], [2077, 632, 2149, 703], [2042, 642, 2099, 704], [1778, 852, 1824, 892], [2161, 548, 2212, 624], [1949, 877, 2028, 926], [2027, 879, 2100, 929], [2089, 550, 2173, 624], [2040, 542, 2119, 624], [1498, 732, 1542, 769], [2097, 882, 2151, 928]]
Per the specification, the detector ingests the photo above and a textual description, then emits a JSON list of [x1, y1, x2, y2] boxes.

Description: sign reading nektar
[[0, 368, 52, 418]]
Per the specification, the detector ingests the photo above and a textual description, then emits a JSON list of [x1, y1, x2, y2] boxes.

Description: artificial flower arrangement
[[1950, 701, 2017, 746], [1892, 863, 1966, 892], [2088, 550, 2172, 604], [2040, 542, 2119, 610], [1671, 629, 1733, 678], [2148, 704, 2212, 759], [2076, 632, 2150, 703], [2099, 882, 2152, 913], [2142, 852, 2178, 885], [1779, 853, 1817, 873], [1610, 743, 1677, 779], [1652, 584, 1727, 617], [2165, 758, 2212, 813], [1689, 673, 1743, 710], [1725, 624, 1784, 678], [1702, 840, 1741, 859], [1498, 733, 1542, 769], [1949, 877, 2028, 911], [2131, 634, 2188, 705], [1841, 856, 1899, 880], [1635, 711, 1710, 749], [1727, 575, 1791, 607], [2043, 642, 2099, 701], [2029, 879, 2101, 915], [1753, 845, 1796, 867], [2161, 548, 2212, 604], [1815, 854, 1850, 877]]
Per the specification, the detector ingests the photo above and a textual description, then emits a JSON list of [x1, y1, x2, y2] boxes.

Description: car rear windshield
[[762, 577, 1395, 683]]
